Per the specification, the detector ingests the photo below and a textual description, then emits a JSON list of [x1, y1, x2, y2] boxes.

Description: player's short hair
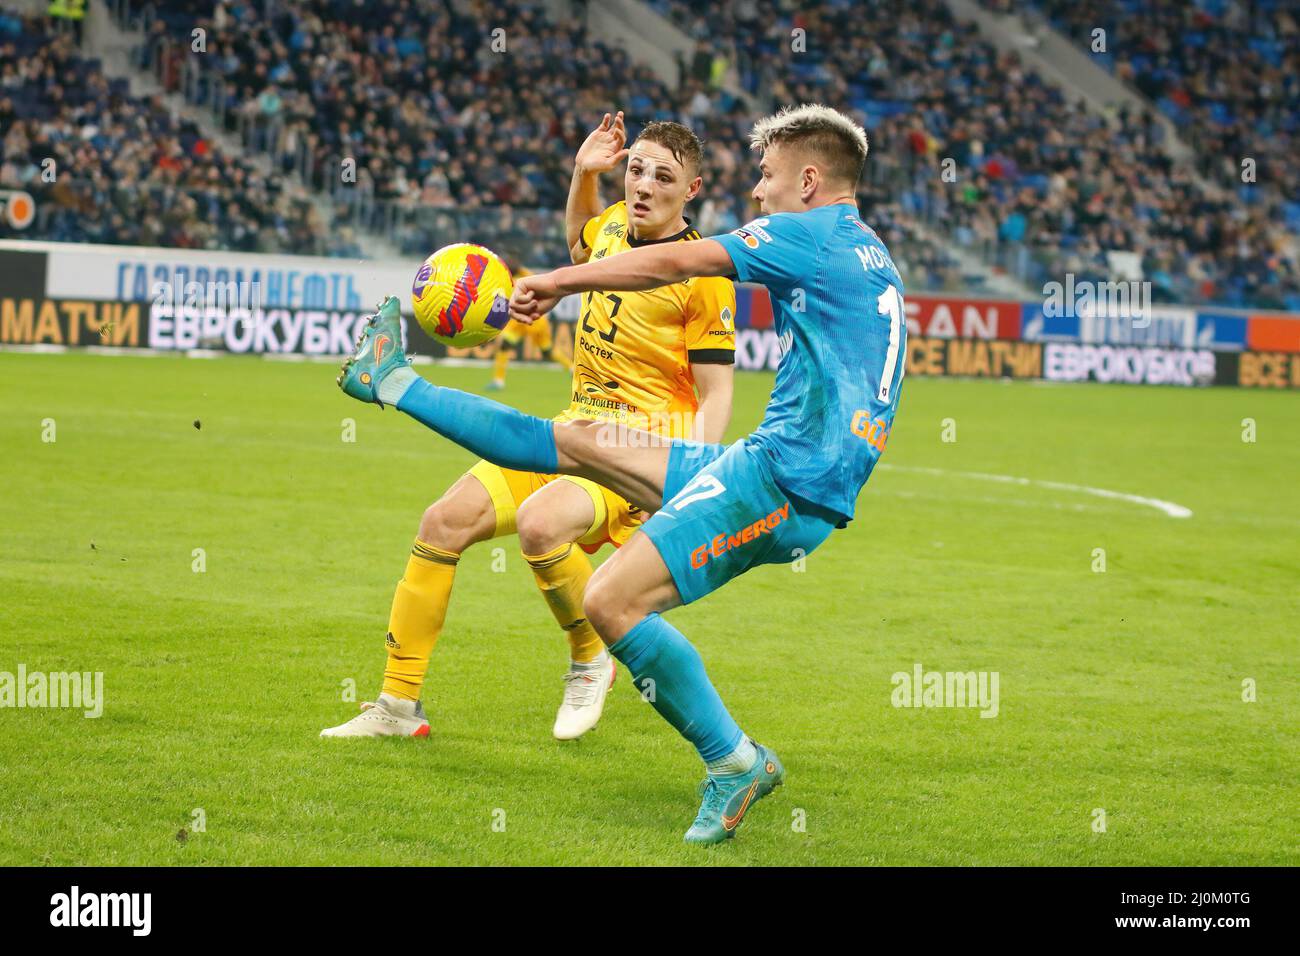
[[634, 121, 705, 177], [749, 104, 869, 186]]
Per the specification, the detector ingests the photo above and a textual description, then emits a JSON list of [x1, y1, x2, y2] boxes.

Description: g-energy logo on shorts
[[732, 218, 772, 250], [690, 502, 790, 568]]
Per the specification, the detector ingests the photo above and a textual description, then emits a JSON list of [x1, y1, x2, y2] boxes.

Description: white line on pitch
[[878, 464, 1193, 518]]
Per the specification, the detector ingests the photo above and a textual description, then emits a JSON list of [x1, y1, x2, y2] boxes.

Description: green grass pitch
[[1, 351, 1296, 866]]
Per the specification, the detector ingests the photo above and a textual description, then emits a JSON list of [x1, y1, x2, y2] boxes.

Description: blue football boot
[[337, 295, 411, 407], [685, 743, 785, 845]]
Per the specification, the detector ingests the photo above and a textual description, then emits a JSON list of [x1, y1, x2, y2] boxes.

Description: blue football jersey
[[713, 204, 906, 522]]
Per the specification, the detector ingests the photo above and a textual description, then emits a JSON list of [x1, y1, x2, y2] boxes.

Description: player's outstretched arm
[[510, 239, 735, 322], [566, 111, 628, 263]]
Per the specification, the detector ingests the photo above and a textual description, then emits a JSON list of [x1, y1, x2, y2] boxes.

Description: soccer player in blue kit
[[336, 104, 907, 844]]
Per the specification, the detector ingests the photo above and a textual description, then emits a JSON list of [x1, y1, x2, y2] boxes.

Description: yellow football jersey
[[561, 201, 736, 438]]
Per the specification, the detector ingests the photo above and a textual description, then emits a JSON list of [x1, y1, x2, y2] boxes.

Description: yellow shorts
[[468, 459, 644, 552], [500, 316, 553, 352]]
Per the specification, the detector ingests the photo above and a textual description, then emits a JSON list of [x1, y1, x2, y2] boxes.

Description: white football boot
[[320, 693, 430, 738], [553, 655, 617, 740]]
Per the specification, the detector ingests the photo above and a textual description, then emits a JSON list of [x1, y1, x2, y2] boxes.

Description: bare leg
[[515, 479, 597, 555], [551, 420, 674, 514], [419, 472, 500, 552], [380, 471, 500, 701], [320, 470, 500, 735], [372, 359, 676, 512], [582, 530, 683, 644]]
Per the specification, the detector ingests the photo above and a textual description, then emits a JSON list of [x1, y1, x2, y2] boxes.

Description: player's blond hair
[[749, 104, 869, 186]]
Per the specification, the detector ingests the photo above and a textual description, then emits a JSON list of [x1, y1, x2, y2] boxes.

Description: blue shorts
[[641, 439, 839, 605]]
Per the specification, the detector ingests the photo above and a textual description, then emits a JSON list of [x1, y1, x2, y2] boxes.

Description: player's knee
[[583, 571, 639, 643], [582, 577, 618, 640], [516, 500, 570, 555], [418, 498, 492, 553]]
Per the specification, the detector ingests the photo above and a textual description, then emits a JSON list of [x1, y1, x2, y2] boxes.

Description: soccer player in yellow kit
[[487, 258, 573, 390], [322, 113, 737, 740]]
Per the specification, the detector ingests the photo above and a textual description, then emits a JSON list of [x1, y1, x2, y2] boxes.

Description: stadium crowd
[[124, 0, 961, 283], [1029, 0, 1298, 210], [1028, 0, 1300, 302], [0, 10, 357, 254], [653, 0, 1299, 308], [4, 0, 1296, 307]]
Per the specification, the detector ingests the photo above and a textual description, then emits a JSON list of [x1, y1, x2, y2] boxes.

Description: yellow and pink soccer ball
[[410, 243, 514, 347]]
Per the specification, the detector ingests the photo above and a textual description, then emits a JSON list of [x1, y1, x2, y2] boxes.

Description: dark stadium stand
[[129, 0, 761, 264], [111, 0, 962, 286], [1026, 0, 1300, 307], [652, 0, 1300, 309], [0, 10, 346, 253], [1, 0, 1295, 307]]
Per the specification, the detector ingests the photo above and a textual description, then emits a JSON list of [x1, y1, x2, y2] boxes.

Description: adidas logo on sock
[[385, 632, 400, 649]]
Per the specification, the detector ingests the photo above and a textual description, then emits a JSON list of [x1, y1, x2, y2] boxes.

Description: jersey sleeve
[[711, 213, 818, 291], [580, 202, 623, 250], [684, 276, 737, 365], [579, 213, 601, 250]]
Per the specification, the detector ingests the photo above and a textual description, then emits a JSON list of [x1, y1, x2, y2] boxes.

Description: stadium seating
[[3, 0, 1295, 307], [0, 11, 349, 254], [652, 0, 1299, 309], [1024, 0, 1300, 308], [106, 0, 960, 285]]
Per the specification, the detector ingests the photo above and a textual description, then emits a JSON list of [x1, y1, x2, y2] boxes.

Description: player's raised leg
[[581, 531, 783, 844], [338, 296, 672, 512], [516, 479, 615, 740], [320, 471, 498, 738]]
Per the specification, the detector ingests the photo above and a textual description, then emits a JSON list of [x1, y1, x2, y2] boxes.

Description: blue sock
[[394, 377, 559, 473], [610, 613, 744, 763]]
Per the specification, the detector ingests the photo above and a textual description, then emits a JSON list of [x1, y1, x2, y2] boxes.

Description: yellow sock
[[382, 539, 459, 701], [524, 542, 603, 663], [492, 347, 510, 382]]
